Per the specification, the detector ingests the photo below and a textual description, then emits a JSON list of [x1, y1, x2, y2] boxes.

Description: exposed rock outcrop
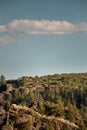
[[1, 104, 79, 130]]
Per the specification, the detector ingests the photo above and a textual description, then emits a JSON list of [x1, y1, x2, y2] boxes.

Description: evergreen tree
[[0, 75, 6, 86]]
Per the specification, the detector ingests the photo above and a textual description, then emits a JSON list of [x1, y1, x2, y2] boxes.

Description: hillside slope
[[0, 73, 87, 129]]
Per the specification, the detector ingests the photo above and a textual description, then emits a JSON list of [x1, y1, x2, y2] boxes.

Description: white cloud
[[77, 22, 87, 32], [0, 25, 7, 32], [1, 19, 87, 35], [0, 35, 14, 44], [0, 20, 87, 44]]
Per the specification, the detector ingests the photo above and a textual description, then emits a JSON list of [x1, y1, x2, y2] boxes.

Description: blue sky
[[0, 0, 87, 79]]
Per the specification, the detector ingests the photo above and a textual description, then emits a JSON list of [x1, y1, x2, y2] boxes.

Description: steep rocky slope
[[1, 104, 79, 130], [0, 73, 87, 129]]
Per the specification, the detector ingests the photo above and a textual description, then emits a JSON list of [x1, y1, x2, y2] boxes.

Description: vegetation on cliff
[[0, 73, 87, 129]]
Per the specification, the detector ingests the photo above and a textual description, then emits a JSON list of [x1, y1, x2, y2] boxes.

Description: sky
[[0, 0, 87, 79]]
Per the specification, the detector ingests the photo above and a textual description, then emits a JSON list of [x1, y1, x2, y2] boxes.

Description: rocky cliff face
[[1, 104, 79, 130]]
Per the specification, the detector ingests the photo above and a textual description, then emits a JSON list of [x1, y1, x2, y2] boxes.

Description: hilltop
[[0, 73, 87, 130]]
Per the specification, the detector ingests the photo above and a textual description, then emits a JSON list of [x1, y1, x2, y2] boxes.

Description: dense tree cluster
[[0, 73, 87, 129]]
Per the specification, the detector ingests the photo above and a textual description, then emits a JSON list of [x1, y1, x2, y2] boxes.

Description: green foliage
[[4, 102, 10, 111], [1, 73, 87, 129], [20, 76, 28, 87], [13, 112, 19, 124], [17, 119, 32, 130], [0, 75, 6, 86], [49, 122, 54, 130], [39, 106, 46, 115], [25, 92, 35, 107], [0, 75, 6, 92]]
